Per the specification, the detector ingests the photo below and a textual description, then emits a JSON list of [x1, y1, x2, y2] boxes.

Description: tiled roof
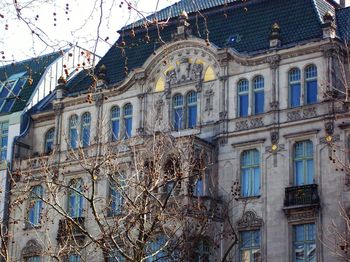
[[0, 52, 62, 113], [67, 0, 334, 95], [336, 6, 350, 41], [123, 0, 239, 30]]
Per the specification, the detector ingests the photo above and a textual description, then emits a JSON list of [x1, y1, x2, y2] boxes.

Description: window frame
[[240, 149, 261, 197], [123, 103, 133, 139], [193, 239, 211, 262], [0, 71, 27, 112], [292, 223, 316, 262], [293, 140, 314, 186], [108, 173, 125, 216], [44, 128, 55, 154], [253, 76, 264, 115], [239, 229, 261, 262], [237, 79, 249, 117], [304, 64, 318, 105], [69, 114, 79, 149], [80, 112, 91, 148], [67, 178, 84, 218], [111, 106, 120, 141], [289, 68, 302, 108], [186, 90, 197, 129], [172, 93, 184, 131], [27, 185, 44, 228], [0, 121, 8, 161]]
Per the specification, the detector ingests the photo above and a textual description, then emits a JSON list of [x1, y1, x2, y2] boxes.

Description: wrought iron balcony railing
[[284, 184, 320, 207]]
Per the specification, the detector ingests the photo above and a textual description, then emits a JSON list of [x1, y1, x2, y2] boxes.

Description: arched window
[[194, 239, 210, 262], [305, 65, 317, 104], [238, 79, 249, 117], [68, 178, 84, 218], [187, 91, 197, 129], [123, 103, 133, 139], [44, 128, 55, 154], [294, 140, 314, 185], [111, 106, 120, 141], [69, 115, 78, 149], [241, 149, 260, 197], [173, 94, 184, 130], [253, 76, 264, 114], [81, 112, 91, 147], [289, 68, 301, 108], [27, 185, 43, 227]]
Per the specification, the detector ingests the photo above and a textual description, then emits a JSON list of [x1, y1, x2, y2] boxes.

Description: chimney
[[55, 76, 67, 100], [269, 23, 281, 48], [340, 0, 350, 7]]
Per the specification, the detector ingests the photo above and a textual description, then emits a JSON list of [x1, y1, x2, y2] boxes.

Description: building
[[6, 0, 350, 261]]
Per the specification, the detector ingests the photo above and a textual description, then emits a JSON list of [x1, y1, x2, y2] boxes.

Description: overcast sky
[[0, 0, 179, 63]]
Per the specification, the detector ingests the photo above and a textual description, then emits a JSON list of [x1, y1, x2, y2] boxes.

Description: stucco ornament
[[237, 211, 263, 229]]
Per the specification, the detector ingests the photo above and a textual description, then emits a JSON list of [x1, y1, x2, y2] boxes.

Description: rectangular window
[[124, 118, 132, 138], [293, 223, 316, 262], [27, 256, 41, 262], [174, 108, 183, 130], [241, 150, 260, 197], [239, 94, 249, 117], [294, 141, 314, 186], [240, 230, 261, 262], [306, 81, 317, 104], [109, 181, 123, 216], [254, 91, 264, 115], [0, 122, 8, 161], [188, 105, 197, 129], [290, 83, 301, 107]]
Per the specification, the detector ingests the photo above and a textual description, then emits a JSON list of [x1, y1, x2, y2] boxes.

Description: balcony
[[56, 217, 86, 243], [283, 184, 320, 220]]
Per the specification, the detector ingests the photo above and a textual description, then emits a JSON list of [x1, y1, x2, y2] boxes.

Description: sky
[[0, 0, 179, 63]]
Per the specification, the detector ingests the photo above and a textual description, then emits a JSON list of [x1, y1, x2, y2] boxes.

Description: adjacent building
[[6, 0, 350, 261]]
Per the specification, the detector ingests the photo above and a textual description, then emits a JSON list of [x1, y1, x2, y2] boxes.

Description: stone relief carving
[[237, 211, 263, 229], [22, 239, 42, 257], [284, 209, 318, 221], [319, 134, 340, 144], [235, 117, 264, 131], [164, 57, 204, 86], [204, 87, 214, 113], [155, 99, 164, 121], [287, 107, 317, 121]]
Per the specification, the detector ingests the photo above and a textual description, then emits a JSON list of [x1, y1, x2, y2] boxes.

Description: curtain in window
[[81, 112, 91, 147], [294, 141, 314, 185], [241, 149, 260, 197], [28, 185, 43, 226], [187, 91, 197, 128], [68, 179, 84, 218], [123, 104, 133, 138], [289, 68, 301, 108], [45, 128, 55, 153], [305, 65, 317, 104], [173, 94, 184, 130], [69, 115, 78, 149], [253, 76, 264, 114], [111, 106, 120, 141], [238, 79, 249, 117]]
